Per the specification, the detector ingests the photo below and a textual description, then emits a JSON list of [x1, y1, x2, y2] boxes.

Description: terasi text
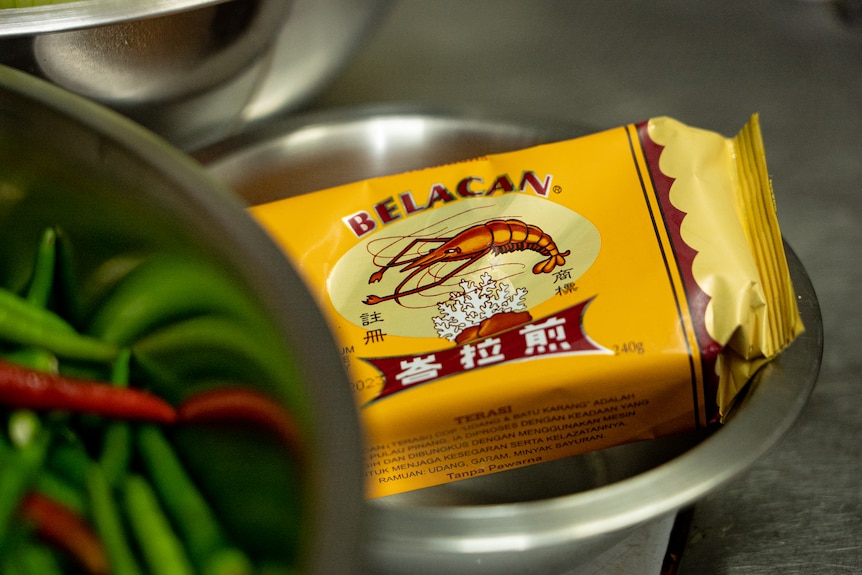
[[342, 170, 554, 238]]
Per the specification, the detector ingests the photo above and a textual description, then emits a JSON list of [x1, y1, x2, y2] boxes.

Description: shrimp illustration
[[364, 219, 570, 305]]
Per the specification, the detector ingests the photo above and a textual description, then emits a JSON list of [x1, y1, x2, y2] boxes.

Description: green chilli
[[136, 425, 252, 575], [0, 0, 83, 9], [46, 442, 91, 490], [0, 431, 50, 543], [25, 228, 57, 309], [0, 286, 118, 362], [1, 542, 64, 575], [86, 465, 143, 575], [87, 254, 265, 345], [32, 472, 87, 516], [99, 350, 133, 485], [132, 314, 292, 401], [122, 474, 195, 575], [0, 348, 58, 374], [98, 424, 132, 487]]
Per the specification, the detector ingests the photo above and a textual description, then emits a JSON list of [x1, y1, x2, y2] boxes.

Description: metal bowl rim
[[0, 0, 229, 37]]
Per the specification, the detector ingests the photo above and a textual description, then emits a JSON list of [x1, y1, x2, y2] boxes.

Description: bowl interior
[[31, 0, 288, 103], [0, 66, 363, 574]]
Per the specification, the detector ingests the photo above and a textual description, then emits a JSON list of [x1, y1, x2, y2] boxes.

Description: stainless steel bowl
[[0, 65, 365, 575], [0, 0, 388, 150], [198, 105, 824, 575]]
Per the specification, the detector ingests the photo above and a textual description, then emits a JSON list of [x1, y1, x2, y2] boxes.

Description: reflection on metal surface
[[370, 118, 426, 157], [239, 0, 389, 124], [33, 1, 263, 102]]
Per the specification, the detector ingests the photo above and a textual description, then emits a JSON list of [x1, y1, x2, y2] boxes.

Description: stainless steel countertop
[[308, 1, 861, 572]]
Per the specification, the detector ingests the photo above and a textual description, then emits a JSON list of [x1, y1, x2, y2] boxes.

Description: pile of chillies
[[0, 227, 305, 575]]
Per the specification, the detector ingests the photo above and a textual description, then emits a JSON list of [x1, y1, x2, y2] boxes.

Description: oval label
[[328, 195, 601, 339]]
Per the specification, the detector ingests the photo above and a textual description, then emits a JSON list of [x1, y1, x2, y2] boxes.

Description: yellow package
[[250, 114, 803, 498]]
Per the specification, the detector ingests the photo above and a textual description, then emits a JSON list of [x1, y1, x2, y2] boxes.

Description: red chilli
[[0, 360, 176, 423], [178, 387, 304, 460], [19, 492, 110, 575]]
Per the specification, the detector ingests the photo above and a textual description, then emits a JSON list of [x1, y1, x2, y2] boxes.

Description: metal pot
[[0, 0, 388, 150], [197, 105, 824, 575], [0, 64, 365, 575]]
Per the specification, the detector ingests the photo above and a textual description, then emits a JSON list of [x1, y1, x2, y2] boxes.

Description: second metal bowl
[[197, 105, 823, 575], [0, 0, 388, 150]]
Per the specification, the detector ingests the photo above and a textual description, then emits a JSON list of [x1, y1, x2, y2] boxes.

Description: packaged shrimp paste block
[[251, 114, 804, 498]]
